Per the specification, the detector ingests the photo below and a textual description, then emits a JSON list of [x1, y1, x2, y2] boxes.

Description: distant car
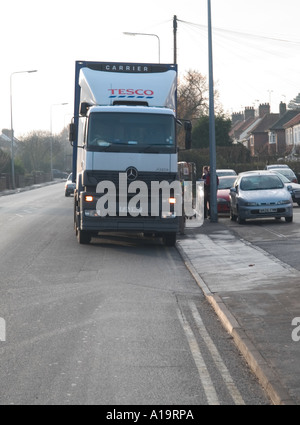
[[217, 175, 237, 214], [53, 169, 68, 179], [65, 173, 75, 197], [265, 164, 290, 170], [216, 169, 237, 177], [264, 164, 298, 183], [229, 171, 293, 224]]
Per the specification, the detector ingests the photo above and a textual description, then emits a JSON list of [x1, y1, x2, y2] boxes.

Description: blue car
[[230, 171, 293, 224]]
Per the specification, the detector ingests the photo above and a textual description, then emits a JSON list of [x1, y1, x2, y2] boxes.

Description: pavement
[[177, 218, 300, 405], [0, 180, 60, 197]]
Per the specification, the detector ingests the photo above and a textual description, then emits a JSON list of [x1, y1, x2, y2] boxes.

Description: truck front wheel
[[77, 228, 91, 244]]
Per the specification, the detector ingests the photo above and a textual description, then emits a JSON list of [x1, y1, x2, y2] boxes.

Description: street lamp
[[123, 32, 160, 63], [10, 69, 38, 189], [50, 103, 68, 180], [207, 0, 218, 223]]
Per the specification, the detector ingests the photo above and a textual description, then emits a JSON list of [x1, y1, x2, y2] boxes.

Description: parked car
[[229, 171, 293, 224], [266, 171, 300, 206], [53, 169, 68, 179], [265, 164, 290, 170], [271, 168, 298, 184], [264, 164, 298, 183], [216, 169, 237, 177], [217, 175, 237, 214], [65, 173, 75, 197]]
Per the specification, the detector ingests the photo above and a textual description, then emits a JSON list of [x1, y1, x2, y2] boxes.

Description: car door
[[229, 181, 239, 215]]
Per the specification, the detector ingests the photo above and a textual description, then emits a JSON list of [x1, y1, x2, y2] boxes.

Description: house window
[[250, 135, 254, 146], [286, 128, 293, 145], [295, 125, 300, 145], [268, 131, 276, 144]]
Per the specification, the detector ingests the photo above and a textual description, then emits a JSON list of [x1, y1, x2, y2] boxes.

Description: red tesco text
[[108, 89, 154, 96]]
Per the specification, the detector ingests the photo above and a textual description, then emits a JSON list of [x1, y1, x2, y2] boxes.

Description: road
[[0, 183, 270, 405], [220, 204, 300, 271]]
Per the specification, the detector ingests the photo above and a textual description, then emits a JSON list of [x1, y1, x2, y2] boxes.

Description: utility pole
[[173, 15, 177, 64], [207, 0, 218, 222]]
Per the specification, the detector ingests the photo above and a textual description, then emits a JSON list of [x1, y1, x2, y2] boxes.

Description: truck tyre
[[77, 228, 91, 244], [164, 233, 177, 247], [74, 194, 79, 233]]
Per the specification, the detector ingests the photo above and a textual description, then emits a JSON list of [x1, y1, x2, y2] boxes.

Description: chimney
[[231, 112, 244, 125], [2, 129, 13, 138], [279, 101, 287, 116], [259, 103, 270, 117], [244, 106, 255, 120]]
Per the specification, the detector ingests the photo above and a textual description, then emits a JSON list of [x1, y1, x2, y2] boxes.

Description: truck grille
[[86, 170, 177, 188]]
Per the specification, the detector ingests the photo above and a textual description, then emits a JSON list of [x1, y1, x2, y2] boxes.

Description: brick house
[[249, 104, 279, 157], [230, 107, 260, 148], [267, 104, 300, 156], [283, 112, 300, 155]]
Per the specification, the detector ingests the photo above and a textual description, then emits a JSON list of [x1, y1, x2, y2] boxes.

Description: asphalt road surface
[[221, 204, 300, 270], [0, 183, 270, 405]]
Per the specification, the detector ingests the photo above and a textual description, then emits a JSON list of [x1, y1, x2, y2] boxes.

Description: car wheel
[[285, 216, 293, 223], [297, 202, 300, 206], [65, 191, 70, 197]]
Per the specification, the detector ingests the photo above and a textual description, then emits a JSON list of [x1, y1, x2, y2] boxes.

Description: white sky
[[1, 0, 300, 137]]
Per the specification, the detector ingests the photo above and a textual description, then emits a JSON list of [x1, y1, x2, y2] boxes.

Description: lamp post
[[207, 0, 218, 222], [50, 103, 68, 180], [10, 69, 37, 189], [123, 32, 160, 63]]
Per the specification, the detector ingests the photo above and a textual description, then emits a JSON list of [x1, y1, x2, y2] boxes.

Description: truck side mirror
[[184, 121, 192, 150], [79, 102, 91, 116], [69, 123, 75, 144]]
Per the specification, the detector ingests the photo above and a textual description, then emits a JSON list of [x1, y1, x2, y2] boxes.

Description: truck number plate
[[119, 206, 142, 214]]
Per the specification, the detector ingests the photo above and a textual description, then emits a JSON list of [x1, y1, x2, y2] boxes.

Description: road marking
[[0, 317, 5, 341], [259, 226, 287, 239], [177, 308, 220, 405], [189, 301, 245, 405]]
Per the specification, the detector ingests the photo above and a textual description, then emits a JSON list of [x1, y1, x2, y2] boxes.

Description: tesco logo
[[108, 88, 154, 98]]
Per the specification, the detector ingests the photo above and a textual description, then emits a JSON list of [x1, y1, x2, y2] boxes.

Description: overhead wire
[[174, 18, 300, 111]]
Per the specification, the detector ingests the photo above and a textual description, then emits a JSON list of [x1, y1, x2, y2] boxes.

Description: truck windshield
[[87, 112, 176, 152]]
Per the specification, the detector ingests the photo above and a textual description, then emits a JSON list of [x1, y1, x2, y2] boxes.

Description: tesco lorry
[[69, 61, 192, 245]]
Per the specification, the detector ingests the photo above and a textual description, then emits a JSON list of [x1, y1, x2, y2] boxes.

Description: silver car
[[264, 164, 298, 183], [269, 172, 300, 206], [230, 171, 293, 224]]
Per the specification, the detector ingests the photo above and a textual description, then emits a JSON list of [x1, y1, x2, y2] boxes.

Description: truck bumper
[[80, 215, 179, 234], [76, 192, 180, 235]]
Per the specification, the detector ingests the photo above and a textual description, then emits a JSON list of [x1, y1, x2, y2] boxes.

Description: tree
[[192, 115, 232, 148], [18, 131, 52, 173], [177, 70, 224, 119], [177, 70, 209, 121], [17, 128, 72, 174], [177, 69, 224, 147], [0, 148, 11, 173]]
